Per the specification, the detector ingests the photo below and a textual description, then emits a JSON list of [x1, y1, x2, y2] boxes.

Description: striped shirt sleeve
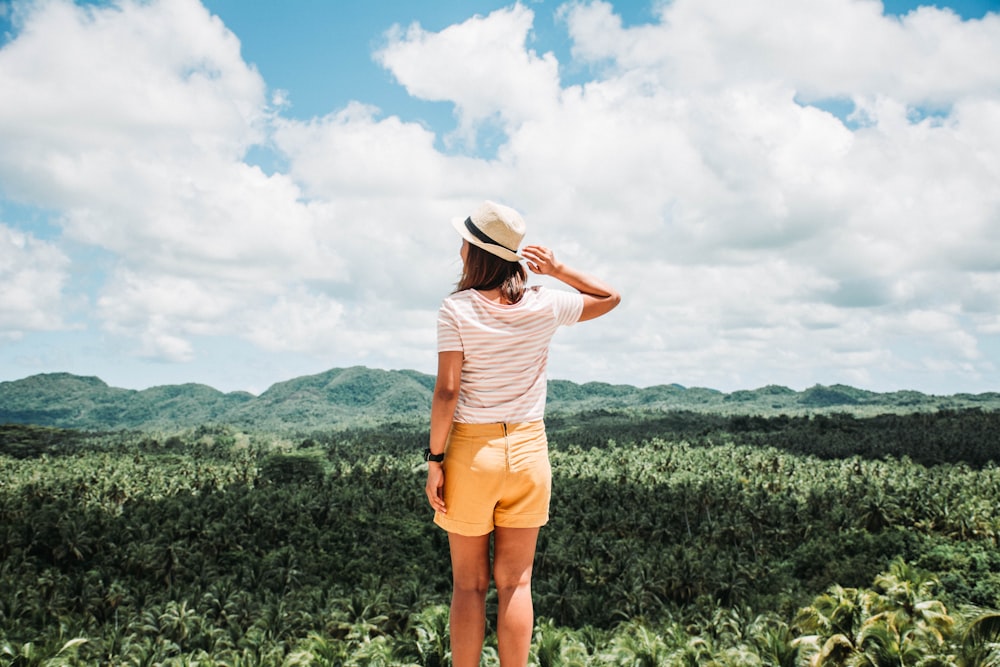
[[437, 299, 463, 352], [548, 286, 584, 326]]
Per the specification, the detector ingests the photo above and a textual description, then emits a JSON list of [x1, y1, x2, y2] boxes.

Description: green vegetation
[[3, 367, 1000, 430], [2, 406, 1000, 665]]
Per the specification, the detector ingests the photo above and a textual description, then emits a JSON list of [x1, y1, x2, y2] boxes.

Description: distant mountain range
[[1, 367, 997, 431]]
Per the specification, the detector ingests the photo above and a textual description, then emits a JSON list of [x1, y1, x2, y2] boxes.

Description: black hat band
[[465, 217, 516, 253]]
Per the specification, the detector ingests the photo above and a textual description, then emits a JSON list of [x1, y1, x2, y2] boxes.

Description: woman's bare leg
[[448, 532, 491, 667], [493, 526, 540, 666]]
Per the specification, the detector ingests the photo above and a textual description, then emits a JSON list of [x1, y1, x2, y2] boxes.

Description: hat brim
[[451, 216, 522, 262]]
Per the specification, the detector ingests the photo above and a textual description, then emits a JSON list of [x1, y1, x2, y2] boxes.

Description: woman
[[424, 200, 620, 666]]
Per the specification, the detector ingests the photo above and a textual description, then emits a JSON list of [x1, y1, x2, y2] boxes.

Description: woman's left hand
[[426, 463, 446, 514], [521, 245, 562, 276]]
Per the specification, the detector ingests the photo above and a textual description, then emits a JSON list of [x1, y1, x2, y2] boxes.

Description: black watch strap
[[423, 448, 444, 463]]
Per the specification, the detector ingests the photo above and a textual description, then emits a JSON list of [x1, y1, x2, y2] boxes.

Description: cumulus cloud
[[1, 0, 998, 393], [561, 0, 1000, 104], [375, 4, 561, 146], [363, 0, 1000, 390], [0, 224, 71, 338], [0, 0, 347, 361]]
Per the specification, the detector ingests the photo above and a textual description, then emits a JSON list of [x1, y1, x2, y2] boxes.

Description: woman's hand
[[522, 244, 621, 322], [426, 463, 446, 514], [521, 245, 563, 276]]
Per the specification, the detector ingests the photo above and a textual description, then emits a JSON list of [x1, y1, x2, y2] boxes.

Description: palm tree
[[159, 600, 204, 649], [0, 637, 89, 667], [748, 614, 809, 667], [328, 590, 390, 642], [349, 634, 398, 667], [669, 636, 719, 667], [284, 634, 349, 667], [852, 619, 934, 666], [794, 584, 867, 666], [600, 620, 673, 667], [530, 617, 591, 667], [794, 584, 865, 643], [866, 558, 955, 648], [537, 570, 582, 626], [114, 633, 163, 667], [803, 559, 958, 667], [956, 608, 1000, 667], [400, 604, 450, 667]]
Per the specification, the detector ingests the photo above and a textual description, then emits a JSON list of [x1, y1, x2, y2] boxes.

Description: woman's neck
[[476, 288, 510, 305]]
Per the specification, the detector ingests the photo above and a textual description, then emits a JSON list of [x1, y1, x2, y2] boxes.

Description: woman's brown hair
[[456, 242, 526, 304]]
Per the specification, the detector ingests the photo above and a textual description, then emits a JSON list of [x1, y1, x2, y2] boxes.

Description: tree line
[[1, 409, 999, 665]]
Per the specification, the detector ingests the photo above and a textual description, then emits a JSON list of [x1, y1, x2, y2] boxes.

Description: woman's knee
[[453, 570, 491, 597], [493, 567, 532, 596], [492, 526, 539, 595], [448, 532, 491, 597]]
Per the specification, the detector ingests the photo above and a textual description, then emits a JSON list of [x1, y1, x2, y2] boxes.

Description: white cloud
[[0, 0, 348, 362], [504, 0, 1000, 391], [0, 0, 264, 189], [1, 0, 999, 393], [375, 4, 561, 146], [560, 0, 1000, 104], [0, 224, 71, 337], [271, 104, 506, 306]]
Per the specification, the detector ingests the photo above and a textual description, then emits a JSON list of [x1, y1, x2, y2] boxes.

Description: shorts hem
[[434, 513, 493, 537], [494, 513, 549, 529], [434, 513, 549, 535]]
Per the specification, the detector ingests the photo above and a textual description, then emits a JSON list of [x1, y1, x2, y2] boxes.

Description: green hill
[[228, 366, 434, 426], [1, 367, 998, 431], [0, 373, 253, 430]]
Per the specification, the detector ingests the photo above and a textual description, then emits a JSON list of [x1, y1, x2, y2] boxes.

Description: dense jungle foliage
[[2, 409, 1000, 665]]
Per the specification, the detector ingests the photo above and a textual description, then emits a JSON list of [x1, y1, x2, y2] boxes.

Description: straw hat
[[451, 200, 524, 262]]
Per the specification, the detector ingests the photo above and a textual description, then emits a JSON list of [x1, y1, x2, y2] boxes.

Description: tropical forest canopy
[[1, 366, 1000, 664]]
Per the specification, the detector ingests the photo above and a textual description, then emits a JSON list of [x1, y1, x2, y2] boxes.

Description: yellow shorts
[[434, 421, 551, 536]]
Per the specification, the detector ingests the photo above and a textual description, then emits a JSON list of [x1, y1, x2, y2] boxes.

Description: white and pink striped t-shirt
[[437, 286, 584, 423]]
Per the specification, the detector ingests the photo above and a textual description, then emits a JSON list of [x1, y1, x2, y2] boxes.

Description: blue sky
[[199, 1, 661, 120], [1, 0, 999, 395]]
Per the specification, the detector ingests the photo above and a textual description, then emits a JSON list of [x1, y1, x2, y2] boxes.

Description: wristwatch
[[423, 448, 445, 463]]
